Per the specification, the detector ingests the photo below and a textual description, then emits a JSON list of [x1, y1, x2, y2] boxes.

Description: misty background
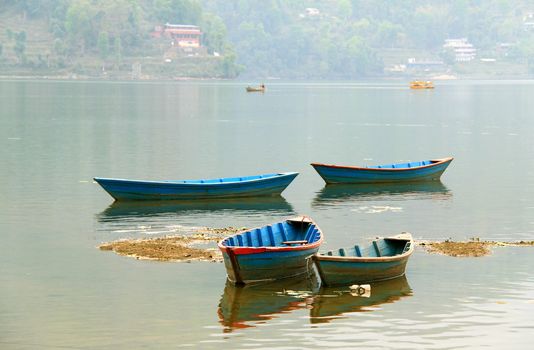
[[0, 0, 533, 79]]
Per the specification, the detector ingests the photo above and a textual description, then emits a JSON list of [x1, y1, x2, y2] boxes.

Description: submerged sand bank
[[100, 227, 534, 261], [99, 226, 246, 262], [419, 239, 534, 257]]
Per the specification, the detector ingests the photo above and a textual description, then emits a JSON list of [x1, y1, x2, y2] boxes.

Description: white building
[[305, 8, 320, 16], [524, 12, 534, 31], [443, 38, 477, 62]]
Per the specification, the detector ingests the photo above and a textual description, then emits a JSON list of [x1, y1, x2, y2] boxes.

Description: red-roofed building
[[152, 24, 202, 48]]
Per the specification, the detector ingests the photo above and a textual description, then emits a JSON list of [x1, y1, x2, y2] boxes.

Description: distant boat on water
[[313, 233, 414, 286], [310, 157, 453, 184], [410, 80, 434, 89], [246, 84, 265, 92], [93, 172, 298, 201]]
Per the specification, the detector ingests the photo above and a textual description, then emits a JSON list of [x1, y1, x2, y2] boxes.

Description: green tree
[[153, 0, 202, 24], [98, 31, 109, 59], [219, 46, 241, 78], [14, 31, 27, 63], [65, 0, 95, 54], [114, 36, 122, 67], [374, 21, 403, 48], [53, 38, 66, 56], [518, 36, 534, 74], [201, 13, 227, 53], [336, 0, 353, 19]]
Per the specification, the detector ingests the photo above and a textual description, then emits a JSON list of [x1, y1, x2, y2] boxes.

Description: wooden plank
[[373, 240, 382, 257], [354, 245, 362, 257], [267, 225, 275, 246], [279, 222, 288, 242], [282, 240, 307, 245]]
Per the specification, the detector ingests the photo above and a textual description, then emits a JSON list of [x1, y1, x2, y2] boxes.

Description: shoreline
[[2, 74, 534, 83]]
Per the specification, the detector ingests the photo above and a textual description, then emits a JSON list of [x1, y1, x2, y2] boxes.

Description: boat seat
[[338, 248, 346, 256], [354, 245, 362, 257], [282, 240, 307, 245], [373, 241, 382, 257]]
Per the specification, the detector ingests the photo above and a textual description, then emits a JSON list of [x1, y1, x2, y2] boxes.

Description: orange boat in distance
[[410, 80, 434, 89]]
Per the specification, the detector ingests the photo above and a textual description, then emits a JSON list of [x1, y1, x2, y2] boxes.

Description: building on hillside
[[443, 38, 476, 62], [305, 8, 320, 16], [152, 24, 202, 48], [406, 58, 445, 71], [300, 7, 320, 18], [524, 12, 534, 31]]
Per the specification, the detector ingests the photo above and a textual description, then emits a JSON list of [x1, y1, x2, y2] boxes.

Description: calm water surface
[[1, 80, 534, 349]]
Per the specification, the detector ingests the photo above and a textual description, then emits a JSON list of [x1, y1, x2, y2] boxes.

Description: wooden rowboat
[[93, 172, 298, 201], [246, 85, 265, 92], [313, 233, 414, 286], [311, 157, 453, 184], [218, 216, 324, 285]]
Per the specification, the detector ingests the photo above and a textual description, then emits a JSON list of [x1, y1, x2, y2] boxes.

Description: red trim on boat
[[310, 157, 453, 172], [218, 239, 323, 255]]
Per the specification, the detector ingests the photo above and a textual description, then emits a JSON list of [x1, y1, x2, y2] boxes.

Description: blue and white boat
[[311, 157, 453, 184], [93, 172, 298, 201], [218, 216, 324, 285], [313, 233, 414, 286]]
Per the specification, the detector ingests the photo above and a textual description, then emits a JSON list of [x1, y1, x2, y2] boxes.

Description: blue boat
[[93, 172, 298, 201], [313, 233, 414, 286], [311, 157, 453, 184], [218, 216, 324, 285]]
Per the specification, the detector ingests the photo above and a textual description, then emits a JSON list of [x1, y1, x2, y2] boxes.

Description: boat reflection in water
[[309, 275, 412, 324], [96, 197, 295, 237], [217, 274, 412, 331], [218, 276, 319, 332], [98, 196, 295, 221], [313, 181, 451, 207]]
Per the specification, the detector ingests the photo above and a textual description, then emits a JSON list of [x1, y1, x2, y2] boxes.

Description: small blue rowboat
[[311, 157, 453, 184], [313, 233, 414, 286], [93, 172, 298, 201], [218, 216, 324, 285]]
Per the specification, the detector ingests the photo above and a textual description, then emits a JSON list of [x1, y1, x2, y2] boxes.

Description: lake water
[[1, 80, 534, 349]]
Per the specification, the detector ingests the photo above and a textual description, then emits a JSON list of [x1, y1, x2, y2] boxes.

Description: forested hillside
[[0, 0, 240, 78], [204, 0, 534, 78], [1, 0, 534, 79]]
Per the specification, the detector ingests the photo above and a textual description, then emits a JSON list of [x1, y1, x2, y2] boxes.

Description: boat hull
[[313, 255, 410, 286], [94, 173, 298, 201], [313, 233, 414, 286], [246, 87, 265, 92], [311, 158, 452, 184], [218, 217, 324, 285], [222, 247, 319, 284]]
